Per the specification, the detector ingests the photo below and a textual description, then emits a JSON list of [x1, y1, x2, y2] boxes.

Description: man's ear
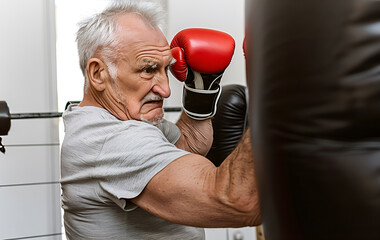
[[86, 58, 109, 91]]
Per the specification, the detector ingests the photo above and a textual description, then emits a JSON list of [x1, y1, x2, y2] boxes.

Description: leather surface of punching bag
[[206, 84, 248, 166], [245, 0, 380, 239]]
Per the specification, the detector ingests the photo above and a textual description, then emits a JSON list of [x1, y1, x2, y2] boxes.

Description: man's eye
[[144, 68, 153, 74]]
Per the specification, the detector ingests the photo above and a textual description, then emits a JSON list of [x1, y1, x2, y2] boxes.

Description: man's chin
[[140, 112, 164, 126]]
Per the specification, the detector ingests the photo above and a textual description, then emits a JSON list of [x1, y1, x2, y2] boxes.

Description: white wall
[[0, 0, 57, 113], [0, 0, 61, 239], [55, 0, 111, 112]]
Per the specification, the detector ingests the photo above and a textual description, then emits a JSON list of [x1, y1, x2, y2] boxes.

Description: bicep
[[131, 154, 214, 225], [130, 153, 251, 228]]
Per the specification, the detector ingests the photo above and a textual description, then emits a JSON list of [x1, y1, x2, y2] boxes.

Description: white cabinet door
[[0, 0, 61, 239]]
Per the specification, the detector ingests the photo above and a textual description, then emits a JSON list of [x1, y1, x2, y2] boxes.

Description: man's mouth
[[144, 99, 162, 105], [143, 99, 163, 108], [141, 93, 164, 113]]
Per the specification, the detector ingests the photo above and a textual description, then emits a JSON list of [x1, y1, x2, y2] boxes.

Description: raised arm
[[131, 28, 261, 227]]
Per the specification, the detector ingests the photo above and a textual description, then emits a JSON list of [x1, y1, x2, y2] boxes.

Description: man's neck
[[80, 94, 130, 121]]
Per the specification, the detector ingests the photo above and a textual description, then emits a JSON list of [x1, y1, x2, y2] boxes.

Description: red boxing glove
[[170, 28, 235, 120]]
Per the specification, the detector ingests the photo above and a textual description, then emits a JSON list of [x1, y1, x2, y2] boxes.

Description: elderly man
[[60, 0, 260, 239]]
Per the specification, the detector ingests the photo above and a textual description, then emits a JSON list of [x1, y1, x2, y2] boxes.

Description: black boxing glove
[[206, 84, 249, 166]]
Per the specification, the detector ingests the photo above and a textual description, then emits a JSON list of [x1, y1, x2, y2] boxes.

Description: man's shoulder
[[63, 106, 168, 143]]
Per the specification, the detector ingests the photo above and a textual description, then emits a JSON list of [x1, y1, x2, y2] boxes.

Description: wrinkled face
[[109, 14, 172, 124]]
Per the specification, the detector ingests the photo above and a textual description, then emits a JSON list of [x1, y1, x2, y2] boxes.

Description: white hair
[[76, 0, 166, 91]]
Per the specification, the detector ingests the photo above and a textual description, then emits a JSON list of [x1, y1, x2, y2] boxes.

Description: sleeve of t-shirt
[[95, 121, 189, 211]]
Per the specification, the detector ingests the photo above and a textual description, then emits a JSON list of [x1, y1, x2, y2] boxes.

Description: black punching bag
[[245, 0, 380, 239], [206, 84, 248, 166]]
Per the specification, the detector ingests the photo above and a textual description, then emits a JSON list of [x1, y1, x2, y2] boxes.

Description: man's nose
[[152, 71, 171, 98]]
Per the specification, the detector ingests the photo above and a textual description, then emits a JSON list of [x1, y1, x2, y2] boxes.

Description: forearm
[[175, 112, 213, 156], [214, 129, 261, 225]]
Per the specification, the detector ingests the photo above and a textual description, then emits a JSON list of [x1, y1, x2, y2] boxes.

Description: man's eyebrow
[[139, 60, 158, 69]]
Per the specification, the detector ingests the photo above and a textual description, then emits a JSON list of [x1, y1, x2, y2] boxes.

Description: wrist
[[176, 113, 213, 155], [182, 84, 222, 120]]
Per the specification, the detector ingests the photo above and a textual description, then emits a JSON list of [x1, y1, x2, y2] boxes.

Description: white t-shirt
[[61, 105, 205, 240]]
